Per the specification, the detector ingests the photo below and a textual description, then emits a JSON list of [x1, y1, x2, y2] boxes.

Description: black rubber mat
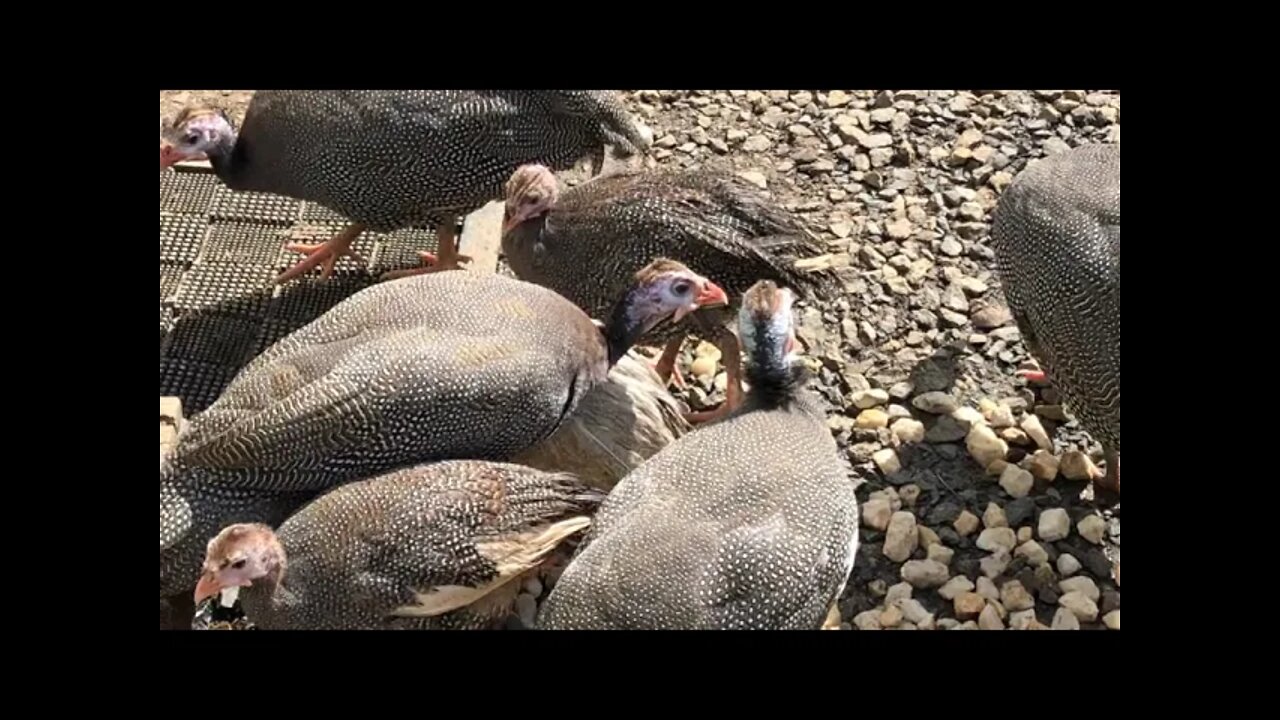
[[159, 167, 439, 415]]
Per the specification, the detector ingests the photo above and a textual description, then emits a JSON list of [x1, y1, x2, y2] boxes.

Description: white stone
[[1038, 508, 1071, 542]]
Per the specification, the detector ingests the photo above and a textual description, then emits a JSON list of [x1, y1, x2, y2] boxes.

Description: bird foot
[[277, 241, 364, 283], [379, 251, 473, 281], [1016, 358, 1048, 384]]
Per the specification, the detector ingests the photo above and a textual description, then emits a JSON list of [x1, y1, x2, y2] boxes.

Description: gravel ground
[[162, 90, 1120, 631]]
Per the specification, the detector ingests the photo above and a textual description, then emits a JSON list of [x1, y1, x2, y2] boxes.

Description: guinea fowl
[[537, 280, 859, 630], [194, 461, 602, 630], [500, 164, 839, 424], [991, 144, 1120, 496], [161, 259, 728, 612], [159, 91, 652, 282], [513, 350, 691, 492]]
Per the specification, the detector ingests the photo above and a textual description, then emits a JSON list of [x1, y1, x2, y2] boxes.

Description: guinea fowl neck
[[744, 327, 805, 406], [602, 290, 659, 367], [237, 564, 287, 626], [205, 131, 244, 186]]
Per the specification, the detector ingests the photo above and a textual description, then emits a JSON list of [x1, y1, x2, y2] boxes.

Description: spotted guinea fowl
[[161, 260, 727, 612], [194, 461, 601, 630], [159, 91, 652, 282], [537, 280, 859, 630], [513, 350, 690, 492], [991, 143, 1119, 495], [501, 164, 840, 424]]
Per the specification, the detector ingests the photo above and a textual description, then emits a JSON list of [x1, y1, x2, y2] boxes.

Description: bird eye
[[672, 281, 691, 296], [231, 559, 247, 570], [184, 132, 200, 145], [525, 194, 541, 205]]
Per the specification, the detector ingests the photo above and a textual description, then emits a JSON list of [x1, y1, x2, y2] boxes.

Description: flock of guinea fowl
[[158, 90, 1120, 630]]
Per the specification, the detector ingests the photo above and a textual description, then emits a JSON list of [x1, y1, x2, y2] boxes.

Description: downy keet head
[[194, 523, 285, 604], [502, 164, 561, 234]]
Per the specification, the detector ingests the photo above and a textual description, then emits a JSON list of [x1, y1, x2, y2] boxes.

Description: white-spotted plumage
[[203, 461, 602, 630], [538, 281, 859, 629], [174, 91, 650, 232], [991, 143, 1120, 455]]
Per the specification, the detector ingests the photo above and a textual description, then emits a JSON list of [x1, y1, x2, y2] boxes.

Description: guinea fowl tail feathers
[[749, 233, 842, 303], [554, 91, 653, 158]]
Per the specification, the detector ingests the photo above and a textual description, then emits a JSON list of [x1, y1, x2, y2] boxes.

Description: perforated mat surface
[[159, 167, 441, 414]]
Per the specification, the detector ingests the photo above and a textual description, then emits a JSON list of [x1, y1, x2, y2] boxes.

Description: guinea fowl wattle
[[159, 91, 652, 282], [500, 164, 839, 424], [195, 461, 603, 630], [991, 143, 1120, 496], [537, 280, 860, 630], [161, 259, 727, 609]]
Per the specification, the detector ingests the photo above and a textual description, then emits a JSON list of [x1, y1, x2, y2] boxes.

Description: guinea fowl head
[[160, 107, 235, 170], [502, 164, 560, 234], [194, 523, 286, 604], [604, 259, 728, 365], [738, 280, 801, 379]]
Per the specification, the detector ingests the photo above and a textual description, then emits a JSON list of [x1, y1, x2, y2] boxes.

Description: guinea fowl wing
[[541, 414, 854, 629], [174, 274, 605, 490], [341, 464, 599, 621]]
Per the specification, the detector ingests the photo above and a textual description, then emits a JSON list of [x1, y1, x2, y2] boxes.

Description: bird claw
[[378, 251, 473, 281], [277, 241, 364, 283]]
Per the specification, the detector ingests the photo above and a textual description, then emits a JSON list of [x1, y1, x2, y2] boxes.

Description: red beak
[[696, 281, 729, 309], [160, 142, 181, 170], [160, 143, 206, 171], [193, 571, 222, 604]]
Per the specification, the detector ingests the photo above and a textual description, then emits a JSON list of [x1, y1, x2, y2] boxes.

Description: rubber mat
[[159, 166, 439, 414]]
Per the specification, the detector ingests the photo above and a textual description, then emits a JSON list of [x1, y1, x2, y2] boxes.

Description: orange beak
[[696, 280, 729, 309], [193, 571, 222, 604], [160, 142, 182, 171], [160, 142, 205, 171], [674, 280, 729, 323]]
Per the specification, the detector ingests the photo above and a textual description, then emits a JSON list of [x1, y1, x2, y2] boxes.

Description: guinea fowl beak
[[160, 142, 205, 171], [697, 281, 729, 309], [674, 280, 729, 323], [193, 571, 223, 604], [159, 142, 181, 170]]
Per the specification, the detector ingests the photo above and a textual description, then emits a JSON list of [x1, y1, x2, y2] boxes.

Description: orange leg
[[276, 224, 366, 283], [1017, 359, 1049, 384], [380, 221, 472, 281], [683, 333, 743, 425], [652, 337, 688, 390]]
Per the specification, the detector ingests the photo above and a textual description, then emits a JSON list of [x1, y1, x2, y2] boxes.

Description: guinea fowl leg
[[683, 332, 743, 425], [652, 338, 688, 390], [1017, 358, 1049, 384], [277, 224, 366, 283], [379, 221, 472, 280]]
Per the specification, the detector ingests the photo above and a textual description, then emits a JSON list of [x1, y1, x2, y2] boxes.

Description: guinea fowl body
[[160, 263, 725, 600], [991, 144, 1120, 473], [538, 282, 859, 630], [197, 461, 602, 630], [181, 90, 651, 232], [501, 166, 838, 347]]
